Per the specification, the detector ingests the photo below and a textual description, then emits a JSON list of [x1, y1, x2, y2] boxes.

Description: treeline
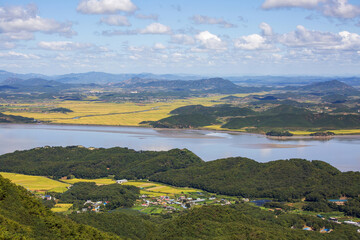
[[69, 204, 360, 240], [150, 157, 360, 201], [58, 182, 139, 209], [0, 112, 36, 123], [0, 146, 202, 179], [146, 104, 360, 130], [1, 146, 360, 202], [0, 175, 119, 239]]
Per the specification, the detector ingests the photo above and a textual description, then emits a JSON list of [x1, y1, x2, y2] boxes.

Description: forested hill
[[1, 147, 360, 202], [0, 175, 119, 239], [0, 112, 36, 123], [0, 146, 202, 179], [150, 157, 360, 201]]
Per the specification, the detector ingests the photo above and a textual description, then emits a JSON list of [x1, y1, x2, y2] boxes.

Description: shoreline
[[2, 122, 360, 139]]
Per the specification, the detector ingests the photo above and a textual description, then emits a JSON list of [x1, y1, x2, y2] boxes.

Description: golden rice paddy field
[[1, 93, 260, 126], [51, 203, 73, 213], [0, 172, 70, 193], [123, 181, 200, 197], [61, 177, 116, 185]]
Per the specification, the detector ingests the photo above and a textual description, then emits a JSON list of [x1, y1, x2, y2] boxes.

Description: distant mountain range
[[0, 70, 202, 84], [1, 69, 360, 86]]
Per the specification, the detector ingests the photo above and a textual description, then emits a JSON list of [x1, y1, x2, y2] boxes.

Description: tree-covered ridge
[[223, 112, 360, 129], [146, 104, 360, 130], [69, 204, 360, 240], [59, 182, 139, 209], [150, 157, 360, 201], [0, 112, 36, 123], [0, 174, 120, 239], [0, 146, 202, 179], [1, 147, 360, 202]]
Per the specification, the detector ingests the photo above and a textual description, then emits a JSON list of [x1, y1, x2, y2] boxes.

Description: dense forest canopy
[[1, 146, 360, 201]]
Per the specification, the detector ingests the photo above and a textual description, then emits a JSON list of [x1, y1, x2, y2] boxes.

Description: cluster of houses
[[138, 194, 232, 212], [81, 200, 108, 212]]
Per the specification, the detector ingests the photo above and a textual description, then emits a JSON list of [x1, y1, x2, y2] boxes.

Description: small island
[[266, 130, 294, 137]]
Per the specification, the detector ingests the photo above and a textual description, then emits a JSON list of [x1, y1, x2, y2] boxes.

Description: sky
[[1, 0, 360, 76]]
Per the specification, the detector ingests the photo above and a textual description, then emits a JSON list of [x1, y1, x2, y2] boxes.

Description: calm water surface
[[0, 124, 359, 172]]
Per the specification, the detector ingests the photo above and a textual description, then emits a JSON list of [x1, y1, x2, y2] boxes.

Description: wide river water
[[0, 124, 359, 172]]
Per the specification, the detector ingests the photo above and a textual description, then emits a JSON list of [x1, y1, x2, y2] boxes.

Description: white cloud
[[38, 41, 93, 51], [279, 25, 340, 48], [261, 0, 326, 9], [135, 14, 158, 21], [0, 51, 39, 59], [191, 15, 236, 28], [322, 0, 360, 18], [279, 25, 360, 51], [235, 34, 272, 50], [195, 31, 226, 50], [170, 34, 195, 45], [259, 22, 273, 36], [0, 4, 75, 38], [100, 15, 131, 26], [77, 0, 137, 14], [261, 0, 360, 19], [139, 23, 171, 34], [153, 43, 166, 50]]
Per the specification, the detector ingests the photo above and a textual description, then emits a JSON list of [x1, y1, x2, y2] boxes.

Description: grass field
[[123, 181, 200, 196], [61, 178, 116, 185], [1, 93, 262, 126], [51, 203, 73, 213], [0, 172, 70, 193], [290, 129, 360, 136]]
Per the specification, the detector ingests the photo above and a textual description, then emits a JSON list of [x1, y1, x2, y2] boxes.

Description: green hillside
[[0, 174, 119, 239], [0, 146, 202, 179], [150, 157, 360, 201], [0, 112, 36, 123]]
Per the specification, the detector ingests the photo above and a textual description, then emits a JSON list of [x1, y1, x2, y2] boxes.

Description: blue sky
[[1, 0, 360, 76]]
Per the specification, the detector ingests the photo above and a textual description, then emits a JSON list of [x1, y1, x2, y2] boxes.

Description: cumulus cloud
[[0, 4, 75, 38], [77, 0, 137, 14], [0, 51, 39, 59], [260, 22, 273, 36], [234, 23, 274, 50], [38, 41, 93, 51], [135, 14, 158, 21], [322, 0, 360, 18], [195, 31, 226, 50], [279, 25, 360, 51], [139, 23, 171, 34], [235, 34, 273, 50], [191, 15, 236, 28], [153, 43, 166, 50], [261, 0, 360, 19], [262, 0, 326, 9], [170, 34, 196, 45], [100, 15, 131, 26]]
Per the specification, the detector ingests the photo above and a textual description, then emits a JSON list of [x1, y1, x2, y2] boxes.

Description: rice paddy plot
[[0, 172, 70, 193], [61, 178, 116, 185], [51, 204, 73, 213], [124, 181, 200, 196]]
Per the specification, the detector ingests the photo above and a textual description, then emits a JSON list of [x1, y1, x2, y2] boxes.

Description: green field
[[0, 172, 70, 193]]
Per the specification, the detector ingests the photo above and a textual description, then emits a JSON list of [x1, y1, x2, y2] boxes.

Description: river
[[0, 124, 359, 172]]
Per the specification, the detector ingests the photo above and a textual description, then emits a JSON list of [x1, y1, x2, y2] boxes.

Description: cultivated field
[[61, 178, 116, 185], [51, 203, 73, 213], [0, 172, 70, 193], [1, 93, 259, 126], [123, 181, 200, 196]]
